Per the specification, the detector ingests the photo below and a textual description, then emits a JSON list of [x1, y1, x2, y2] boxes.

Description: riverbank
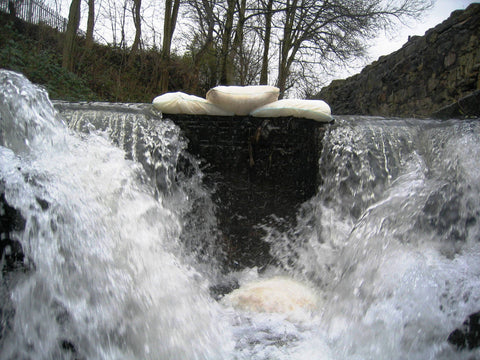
[[0, 11, 196, 102], [315, 3, 480, 119]]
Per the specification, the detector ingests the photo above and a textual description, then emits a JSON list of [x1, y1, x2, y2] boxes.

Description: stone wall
[[315, 3, 480, 118], [166, 114, 327, 269]]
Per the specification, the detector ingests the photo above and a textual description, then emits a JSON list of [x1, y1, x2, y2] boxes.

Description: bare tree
[[219, 0, 262, 85], [184, 0, 222, 89], [7, 0, 17, 19], [235, 29, 263, 85], [259, 0, 274, 84], [182, 0, 431, 95], [62, 0, 81, 71], [273, 0, 434, 97], [102, 0, 118, 45], [85, 0, 95, 47], [186, 0, 261, 86], [119, 0, 128, 49], [159, 0, 180, 93], [231, 0, 257, 85], [130, 0, 142, 54], [218, 0, 236, 84], [183, 0, 222, 92]]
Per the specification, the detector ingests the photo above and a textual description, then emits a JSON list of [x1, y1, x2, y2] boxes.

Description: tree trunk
[[62, 0, 81, 72], [159, 0, 180, 93], [85, 0, 94, 47], [276, 0, 298, 97], [8, 1, 16, 19], [189, 0, 217, 92], [231, 0, 246, 84], [119, 0, 128, 50], [277, 52, 289, 98], [259, 0, 273, 85], [219, 0, 235, 84], [130, 0, 142, 59]]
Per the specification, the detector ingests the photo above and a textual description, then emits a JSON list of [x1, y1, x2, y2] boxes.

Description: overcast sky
[[340, 0, 477, 79]]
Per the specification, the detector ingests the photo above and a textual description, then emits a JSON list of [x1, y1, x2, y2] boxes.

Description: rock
[[431, 89, 480, 119], [209, 279, 239, 301], [0, 193, 29, 345], [0, 238, 25, 273], [448, 311, 480, 350], [0, 193, 27, 274]]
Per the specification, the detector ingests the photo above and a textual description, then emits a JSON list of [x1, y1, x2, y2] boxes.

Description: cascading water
[[262, 117, 480, 359], [0, 70, 231, 359], [1, 69, 479, 359]]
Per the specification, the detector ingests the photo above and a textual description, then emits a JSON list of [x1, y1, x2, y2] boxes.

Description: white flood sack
[[206, 85, 280, 115], [153, 88, 333, 122], [152, 92, 234, 116], [250, 99, 333, 122], [222, 276, 319, 321]]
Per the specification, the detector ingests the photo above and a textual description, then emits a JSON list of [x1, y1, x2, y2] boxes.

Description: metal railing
[[0, 0, 67, 32]]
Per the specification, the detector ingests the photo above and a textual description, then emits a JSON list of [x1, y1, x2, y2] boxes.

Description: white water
[[1, 70, 480, 359]]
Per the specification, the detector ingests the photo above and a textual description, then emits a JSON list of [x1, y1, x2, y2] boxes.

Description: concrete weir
[[55, 101, 330, 269], [165, 113, 329, 269]]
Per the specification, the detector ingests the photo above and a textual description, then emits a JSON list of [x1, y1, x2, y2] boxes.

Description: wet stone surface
[[0, 192, 29, 344], [448, 311, 480, 350]]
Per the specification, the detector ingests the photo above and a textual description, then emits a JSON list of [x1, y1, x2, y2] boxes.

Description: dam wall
[[166, 113, 328, 269], [55, 101, 329, 269]]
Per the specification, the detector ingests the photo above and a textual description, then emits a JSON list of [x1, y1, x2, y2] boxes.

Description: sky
[[340, 0, 478, 79]]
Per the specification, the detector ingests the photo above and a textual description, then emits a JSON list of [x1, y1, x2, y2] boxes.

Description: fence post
[[2, 0, 69, 32]]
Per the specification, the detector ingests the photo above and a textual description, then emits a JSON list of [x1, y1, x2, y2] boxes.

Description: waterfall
[[263, 116, 480, 359], [0, 70, 232, 359], [1, 70, 479, 359]]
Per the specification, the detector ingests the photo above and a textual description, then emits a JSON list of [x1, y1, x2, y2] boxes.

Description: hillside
[[0, 11, 196, 102]]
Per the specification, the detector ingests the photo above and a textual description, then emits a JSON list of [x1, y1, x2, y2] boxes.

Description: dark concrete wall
[[316, 3, 480, 118], [55, 101, 330, 270], [166, 114, 328, 269]]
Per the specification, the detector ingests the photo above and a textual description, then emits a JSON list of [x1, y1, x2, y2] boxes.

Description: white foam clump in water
[[223, 276, 319, 321]]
